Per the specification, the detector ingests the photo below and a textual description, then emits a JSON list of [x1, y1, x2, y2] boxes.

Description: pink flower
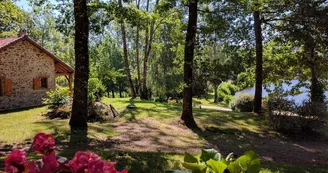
[[67, 151, 100, 172], [24, 161, 39, 173], [87, 160, 128, 173], [32, 133, 55, 155], [4, 150, 27, 173], [40, 152, 59, 173]]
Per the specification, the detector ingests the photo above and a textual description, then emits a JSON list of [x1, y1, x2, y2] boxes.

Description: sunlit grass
[[0, 106, 116, 144], [0, 98, 327, 172]]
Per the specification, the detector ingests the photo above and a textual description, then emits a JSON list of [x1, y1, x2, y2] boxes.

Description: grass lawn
[[0, 97, 328, 173]]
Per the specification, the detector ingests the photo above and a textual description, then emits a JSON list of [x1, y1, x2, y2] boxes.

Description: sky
[[14, 0, 57, 12]]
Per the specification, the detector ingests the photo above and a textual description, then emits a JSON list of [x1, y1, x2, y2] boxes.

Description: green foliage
[[267, 96, 328, 134], [0, 1, 27, 37], [43, 88, 70, 109], [231, 94, 254, 112], [167, 149, 260, 173], [88, 78, 106, 103], [217, 82, 238, 105]]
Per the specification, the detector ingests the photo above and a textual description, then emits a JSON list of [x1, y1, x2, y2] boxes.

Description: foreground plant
[[3, 132, 128, 173], [167, 149, 260, 173]]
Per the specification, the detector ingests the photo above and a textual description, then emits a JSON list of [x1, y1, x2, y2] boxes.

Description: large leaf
[[200, 149, 222, 162], [184, 153, 198, 163], [227, 162, 242, 173], [206, 159, 227, 173], [235, 150, 260, 173], [166, 170, 192, 173], [182, 162, 207, 173]]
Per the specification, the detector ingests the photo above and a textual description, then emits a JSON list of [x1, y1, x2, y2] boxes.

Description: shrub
[[3, 133, 128, 173], [267, 96, 328, 134], [43, 88, 70, 109], [267, 97, 299, 133], [216, 82, 238, 105], [167, 149, 260, 173], [297, 100, 328, 132], [88, 78, 106, 103], [231, 94, 254, 112]]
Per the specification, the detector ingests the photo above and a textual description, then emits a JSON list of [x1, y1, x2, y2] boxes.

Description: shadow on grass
[[57, 149, 183, 173], [261, 161, 328, 173]]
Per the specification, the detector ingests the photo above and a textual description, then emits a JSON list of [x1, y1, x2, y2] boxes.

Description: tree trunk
[[253, 9, 263, 113], [141, 0, 159, 100], [119, 0, 136, 98], [135, 0, 142, 97], [119, 90, 122, 98], [70, 0, 89, 142], [136, 27, 141, 96], [214, 84, 218, 103], [181, 0, 198, 129], [112, 90, 115, 98], [141, 0, 150, 100], [309, 47, 324, 103]]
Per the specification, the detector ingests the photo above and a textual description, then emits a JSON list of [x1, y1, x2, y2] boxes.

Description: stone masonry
[[0, 40, 56, 111]]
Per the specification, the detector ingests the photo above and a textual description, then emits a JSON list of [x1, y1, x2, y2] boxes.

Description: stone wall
[[0, 40, 56, 111]]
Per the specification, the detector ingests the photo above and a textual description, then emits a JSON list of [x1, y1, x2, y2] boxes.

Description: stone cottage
[[0, 33, 74, 111]]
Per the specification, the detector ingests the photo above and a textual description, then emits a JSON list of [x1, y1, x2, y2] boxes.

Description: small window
[[41, 78, 48, 89], [0, 79, 4, 96]]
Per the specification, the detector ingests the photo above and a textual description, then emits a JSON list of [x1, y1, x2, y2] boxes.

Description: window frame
[[40, 77, 48, 89], [0, 78, 4, 96]]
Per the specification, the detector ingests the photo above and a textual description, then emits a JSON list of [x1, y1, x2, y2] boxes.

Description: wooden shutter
[[33, 78, 41, 90], [4, 79, 12, 96]]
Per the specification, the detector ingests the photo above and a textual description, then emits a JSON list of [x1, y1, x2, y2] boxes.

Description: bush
[[297, 100, 328, 132], [43, 88, 70, 109], [267, 96, 328, 134], [167, 149, 260, 173], [216, 82, 238, 105], [3, 133, 128, 173], [267, 97, 299, 133], [88, 78, 106, 104], [231, 94, 254, 112]]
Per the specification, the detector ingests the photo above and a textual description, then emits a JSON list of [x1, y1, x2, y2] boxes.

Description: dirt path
[[107, 119, 208, 153], [107, 118, 328, 166], [200, 105, 232, 112]]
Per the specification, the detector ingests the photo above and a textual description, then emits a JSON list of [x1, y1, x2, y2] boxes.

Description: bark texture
[[136, 0, 141, 96], [141, 0, 159, 100], [70, 0, 89, 129], [181, 0, 198, 129], [119, 0, 136, 98], [253, 9, 263, 113]]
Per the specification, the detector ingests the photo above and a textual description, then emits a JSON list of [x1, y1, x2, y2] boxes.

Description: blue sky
[[14, 0, 57, 11]]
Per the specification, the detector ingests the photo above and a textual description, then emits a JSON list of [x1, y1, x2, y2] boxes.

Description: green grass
[[1, 98, 327, 173], [0, 106, 116, 144]]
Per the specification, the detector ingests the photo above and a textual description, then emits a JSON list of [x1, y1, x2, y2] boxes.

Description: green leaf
[[235, 150, 260, 173], [184, 153, 198, 163], [166, 170, 192, 173], [227, 162, 242, 173], [200, 149, 222, 162], [182, 162, 207, 173], [206, 159, 227, 173]]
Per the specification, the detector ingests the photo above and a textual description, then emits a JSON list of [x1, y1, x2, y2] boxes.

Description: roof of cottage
[[0, 35, 74, 74]]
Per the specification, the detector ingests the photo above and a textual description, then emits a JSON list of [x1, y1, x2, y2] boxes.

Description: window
[[41, 78, 48, 89], [0, 79, 3, 96]]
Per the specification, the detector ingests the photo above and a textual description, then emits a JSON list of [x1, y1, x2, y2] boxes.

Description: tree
[[181, 0, 198, 129], [141, 0, 160, 100], [118, 0, 136, 98], [69, 0, 89, 140], [252, 1, 263, 113], [135, 0, 141, 96], [0, 1, 27, 37]]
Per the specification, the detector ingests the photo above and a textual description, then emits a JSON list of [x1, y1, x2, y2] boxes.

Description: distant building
[[0, 32, 74, 111]]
